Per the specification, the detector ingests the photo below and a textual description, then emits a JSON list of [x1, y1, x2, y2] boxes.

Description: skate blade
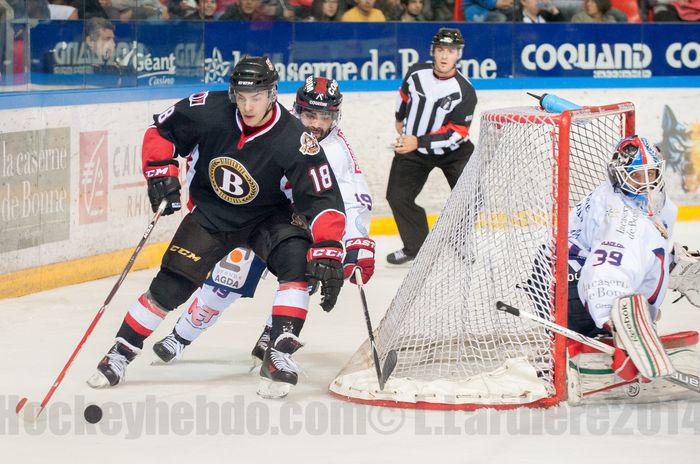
[[150, 358, 177, 366], [257, 377, 292, 399], [152, 347, 181, 364], [86, 371, 112, 389], [249, 356, 263, 373]]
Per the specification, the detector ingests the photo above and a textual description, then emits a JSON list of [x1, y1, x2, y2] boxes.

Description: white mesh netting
[[331, 104, 633, 408]]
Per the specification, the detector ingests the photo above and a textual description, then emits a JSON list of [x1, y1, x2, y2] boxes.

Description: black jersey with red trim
[[151, 90, 345, 241], [395, 62, 477, 155]]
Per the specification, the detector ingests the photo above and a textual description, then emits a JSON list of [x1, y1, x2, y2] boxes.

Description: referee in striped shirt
[[386, 27, 477, 265]]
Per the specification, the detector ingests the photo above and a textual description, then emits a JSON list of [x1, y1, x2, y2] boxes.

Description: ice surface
[[1, 231, 699, 463]]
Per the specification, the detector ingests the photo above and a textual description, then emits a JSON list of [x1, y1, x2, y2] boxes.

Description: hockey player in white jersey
[[151, 77, 375, 391], [567, 135, 699, 383]]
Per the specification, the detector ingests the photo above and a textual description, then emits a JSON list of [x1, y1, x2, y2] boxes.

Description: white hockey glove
[[669, 243, 700, 308]]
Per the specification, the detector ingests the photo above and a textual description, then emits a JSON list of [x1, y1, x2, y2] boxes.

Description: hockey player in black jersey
[[87, 56, 346, 398]]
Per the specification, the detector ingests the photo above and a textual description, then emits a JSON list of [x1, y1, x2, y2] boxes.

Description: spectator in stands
[[220, 0, 259, 18], [516, 0, 564, 20], [81, 17, 135, 86], [305, 0, 346, 19], [168, 0, 198, 18], [378, 0, 403, 19], [262, 0, 295, 19], [462, 0, 514, 22], [70, 0, 111, 18], [184, 0, 218, 17], [110, 0, 169, 19], [85, 17, 117, 64], [422, 0, 453, 20], [652, 0, 700, 21], [8, 0, 50, 18], [400, 0, 425, 19], [220, 0, 286, 19], [340, 0, 386, 20], [284, 0, 313, 18], [571, 0, 617, 21], [48, 0, 79, 18]]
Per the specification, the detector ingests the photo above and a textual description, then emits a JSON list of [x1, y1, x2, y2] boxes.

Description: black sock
[[270, 315, 305, 345], [116, 320, 148, 350]]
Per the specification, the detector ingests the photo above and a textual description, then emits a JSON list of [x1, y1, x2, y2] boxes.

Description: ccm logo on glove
[[145, 166, 171, 178], [308, 248, 345, 260]]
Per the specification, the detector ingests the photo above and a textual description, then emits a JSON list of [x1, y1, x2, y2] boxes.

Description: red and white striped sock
[[270, 282, 309, 343], [117, 293, 168, 349]]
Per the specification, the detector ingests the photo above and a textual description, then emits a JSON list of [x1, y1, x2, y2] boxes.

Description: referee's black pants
[[386, 142, 472, 257]]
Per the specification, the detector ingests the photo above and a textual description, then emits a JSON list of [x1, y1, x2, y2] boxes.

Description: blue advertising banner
[[19, 20, 700, 91], [512, 23, 700, 78], [30, 20, 137, 88]]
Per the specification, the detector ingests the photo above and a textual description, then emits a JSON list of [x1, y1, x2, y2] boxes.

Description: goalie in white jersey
[[152, 77, 375, 373], [565, 135, 699, 382]]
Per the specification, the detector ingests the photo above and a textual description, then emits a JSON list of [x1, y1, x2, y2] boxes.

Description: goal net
[[330, 102, 635, 409]]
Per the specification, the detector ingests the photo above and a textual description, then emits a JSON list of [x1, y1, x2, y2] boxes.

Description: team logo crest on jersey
[[299, 132, 320, 156], [208, 157, 259, 204], [189, 91, 209, 107]]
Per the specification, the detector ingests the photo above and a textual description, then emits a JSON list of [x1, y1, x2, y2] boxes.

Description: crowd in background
[[1, 0, 698, 23]]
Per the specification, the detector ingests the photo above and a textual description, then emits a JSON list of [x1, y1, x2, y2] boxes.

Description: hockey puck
[[84, 404, 103, 424]]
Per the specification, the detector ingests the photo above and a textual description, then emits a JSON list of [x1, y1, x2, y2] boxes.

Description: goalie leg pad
[[611, 294, 675, 379]]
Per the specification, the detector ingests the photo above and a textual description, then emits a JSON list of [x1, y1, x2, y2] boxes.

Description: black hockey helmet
[[430, 28, 465, 54], [294, 77, 343, 138], [229, 55, 279, 95], [294, 76, 343, 114]]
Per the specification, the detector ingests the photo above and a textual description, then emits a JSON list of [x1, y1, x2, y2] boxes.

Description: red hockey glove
[[144, 159, 181, 216], [306, 241, 345, 312], [612, 348, 639, 381], [343, 237, 376, 284]]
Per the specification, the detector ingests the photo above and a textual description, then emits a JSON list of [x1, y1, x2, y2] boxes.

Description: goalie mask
[[608, 135, 666, 215], [294, 77, 342, 140]]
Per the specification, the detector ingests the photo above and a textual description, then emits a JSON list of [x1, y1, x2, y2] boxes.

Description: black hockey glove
[[145, 159, 181, 216], [306, 240, 345, 312]]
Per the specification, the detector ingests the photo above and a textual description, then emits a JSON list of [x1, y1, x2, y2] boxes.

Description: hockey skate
[[250, 325, 272, 369], [152, 330, 188, 363], [257, 333, 303, 399], [87, 338, 139, 388]]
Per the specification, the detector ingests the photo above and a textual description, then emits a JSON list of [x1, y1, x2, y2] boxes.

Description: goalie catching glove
[[307, 241, 345, 312], [669, 243, 700, 308], [144, 159, 181, 216], [343, 238, 376, 284]]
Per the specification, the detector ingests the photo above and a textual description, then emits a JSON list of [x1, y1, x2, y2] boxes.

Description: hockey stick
[[15, 200, 168, 419], [495, 301, 700, 394], [354, 268, 398, 390]]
